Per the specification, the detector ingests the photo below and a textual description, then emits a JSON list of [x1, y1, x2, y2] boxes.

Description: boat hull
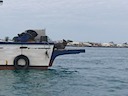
[[0, 42, 85, 70], [0, 42, 54, 70]]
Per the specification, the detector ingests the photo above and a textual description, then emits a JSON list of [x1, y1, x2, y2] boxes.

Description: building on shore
[[67, 41, 128, 48]]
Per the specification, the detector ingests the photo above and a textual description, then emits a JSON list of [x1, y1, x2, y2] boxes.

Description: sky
[[0, 0, 128, 43]]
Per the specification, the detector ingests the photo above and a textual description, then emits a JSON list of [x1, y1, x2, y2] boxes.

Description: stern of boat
[[49, 48, 85, 66]]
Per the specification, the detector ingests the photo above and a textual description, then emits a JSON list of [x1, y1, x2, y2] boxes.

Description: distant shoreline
[[67, 41, 128, 48], [67, 45, 128, 48]]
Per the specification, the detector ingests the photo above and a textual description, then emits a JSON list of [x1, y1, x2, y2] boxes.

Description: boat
[[0, 29, 85, 70]]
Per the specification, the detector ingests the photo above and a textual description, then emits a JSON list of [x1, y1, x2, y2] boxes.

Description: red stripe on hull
[[0, 65, 48, 70]]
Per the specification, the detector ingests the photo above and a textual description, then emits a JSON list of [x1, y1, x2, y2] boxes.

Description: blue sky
[[0, 0, 128, 43]]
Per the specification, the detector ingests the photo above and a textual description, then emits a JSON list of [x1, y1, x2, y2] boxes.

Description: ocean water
[[0, 47, 128, 96]]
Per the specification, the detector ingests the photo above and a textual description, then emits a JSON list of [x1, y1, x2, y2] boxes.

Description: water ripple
[[1, 48, 128, 96]]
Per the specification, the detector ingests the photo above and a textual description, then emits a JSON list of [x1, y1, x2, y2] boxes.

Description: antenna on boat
[[0, 0, 3, 6]]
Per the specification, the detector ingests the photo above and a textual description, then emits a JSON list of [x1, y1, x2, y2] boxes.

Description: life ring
[[14, 55, 29, 70]]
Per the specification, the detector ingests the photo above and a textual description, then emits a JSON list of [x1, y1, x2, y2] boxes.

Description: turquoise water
[[0, 47, 128, 96]]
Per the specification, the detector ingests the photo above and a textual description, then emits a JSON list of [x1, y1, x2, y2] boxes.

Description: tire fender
[[14, 55, 30, 70]]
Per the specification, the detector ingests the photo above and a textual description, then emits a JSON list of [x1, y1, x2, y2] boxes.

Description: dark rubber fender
[[14, 55, 29, 70]]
